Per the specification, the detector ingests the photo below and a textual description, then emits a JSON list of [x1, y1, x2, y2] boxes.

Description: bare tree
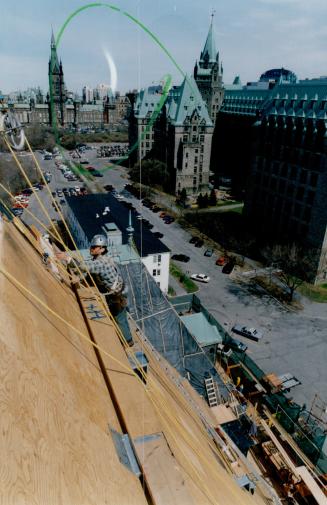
[[262, 243, 317, 302]]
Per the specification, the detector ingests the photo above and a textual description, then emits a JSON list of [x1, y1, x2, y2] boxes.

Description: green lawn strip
[[169, 262, 198, 293], [217, 200, 242, 206], [298, 282, 327, 303], [168, 286, 176, 297]]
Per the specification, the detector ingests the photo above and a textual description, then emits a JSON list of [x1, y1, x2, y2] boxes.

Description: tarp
[[180, 313, 223, 347]]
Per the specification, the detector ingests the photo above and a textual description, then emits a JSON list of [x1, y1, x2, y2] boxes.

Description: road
[[21, 147, 327, 409]]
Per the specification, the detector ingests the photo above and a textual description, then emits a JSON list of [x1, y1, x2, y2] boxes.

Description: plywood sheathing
[[0, 220, 148, 505]]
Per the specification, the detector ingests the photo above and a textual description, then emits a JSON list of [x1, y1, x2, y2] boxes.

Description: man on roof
[[55, 234, 133, 346]]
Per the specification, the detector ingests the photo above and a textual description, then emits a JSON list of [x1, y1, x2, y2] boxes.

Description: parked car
[[194, 239, 204, 248], [222, 260, 235, 274], [227, 339, 248, 353], [44, 154, 52, 160], [153, 232, 164, 239], [190, 273, 210, 283], [189, 236, 198, 244], [216, 256, 228, 266], [80, 160, 89, 164], [11, 208, 24, 216], [92, 171, 104, 177], [159, 211, 166, 218], [204, 249, 213, 257], [104, 184, 114, 192], [171, 254, 190, 263], [231, 325, 263, 342]]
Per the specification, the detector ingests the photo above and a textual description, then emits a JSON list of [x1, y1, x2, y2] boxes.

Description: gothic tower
[[194, 15, 224, 124], [48, 30, 66, 126]]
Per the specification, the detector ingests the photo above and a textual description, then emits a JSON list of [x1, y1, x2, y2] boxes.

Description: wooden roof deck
[[0, 217, 269, 505]]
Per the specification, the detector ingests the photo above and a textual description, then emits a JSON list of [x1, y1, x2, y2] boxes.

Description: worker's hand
[[55, 251, 70, 262], [70, 274, 80, 285]]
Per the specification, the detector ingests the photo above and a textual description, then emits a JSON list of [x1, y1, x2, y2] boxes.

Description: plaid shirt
[[72, 254, 123, 294]]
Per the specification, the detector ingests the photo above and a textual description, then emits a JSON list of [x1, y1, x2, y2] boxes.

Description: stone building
[[243, 79, 327, 284], [128, 78, 213, 195], [194, 16, 224, 124]]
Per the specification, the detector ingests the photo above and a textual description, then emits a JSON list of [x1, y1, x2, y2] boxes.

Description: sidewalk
[[168, 274, 187, 296]]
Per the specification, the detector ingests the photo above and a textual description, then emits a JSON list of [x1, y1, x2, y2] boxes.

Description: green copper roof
[[169, 76, 212, 126], [200, 20, 217, 63], [134, 86, 162, 119], [50, 30, 60, 73]]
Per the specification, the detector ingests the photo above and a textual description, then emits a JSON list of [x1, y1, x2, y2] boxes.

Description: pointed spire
[[49, 28, 60, 73], [200, 15, 217, 63]]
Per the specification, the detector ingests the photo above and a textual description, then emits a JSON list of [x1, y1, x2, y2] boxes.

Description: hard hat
[[90, 234, 108, 248]]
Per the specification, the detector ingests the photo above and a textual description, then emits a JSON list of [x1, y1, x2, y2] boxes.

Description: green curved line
[[50, 3, 189, 175]]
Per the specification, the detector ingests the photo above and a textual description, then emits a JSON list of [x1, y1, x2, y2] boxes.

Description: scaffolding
[[120, 261, 230, 400]]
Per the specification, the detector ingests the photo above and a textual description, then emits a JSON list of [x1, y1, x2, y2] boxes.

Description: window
[[310, 172, 318, 187], [195, 156, 198, 163], [192, 125, 197, 131], [157, 269, 161, 276], [152, 269, 157, 276], [300, 170, 307, 184], [194, 168, 197, 174], [158, 254, 161, 263], [185, 162, 188, 168], [192, 136, 197, 142], [183, 135, 188, 142], [195, 149, 198, 153], [306, 190, 315, 205], [185, 152, 188, 158]]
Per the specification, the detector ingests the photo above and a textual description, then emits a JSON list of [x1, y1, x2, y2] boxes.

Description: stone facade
[[244, 81, 327, 284], [129, 78, 213, 195]]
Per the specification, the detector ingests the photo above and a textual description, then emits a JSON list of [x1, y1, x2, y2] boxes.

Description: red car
[[216, 256, 228, 266]]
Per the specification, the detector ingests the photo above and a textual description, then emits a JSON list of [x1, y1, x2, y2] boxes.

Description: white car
[[190, 273, 210, 283]]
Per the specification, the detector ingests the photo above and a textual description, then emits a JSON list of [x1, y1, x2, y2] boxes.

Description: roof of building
[[180, 312, 223, 347], [168, 76, 213, 126], [134, 86, 162, 119], [66, 193, 170, 257], [80, 104, 103, 112], [200, 20, 217, 63], [221, 88, 271, 116], [260, 67, 297, 83], [263, 81, 327, 121]]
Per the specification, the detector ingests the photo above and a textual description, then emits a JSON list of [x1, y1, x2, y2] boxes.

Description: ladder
[[205, 377, 219, 407]]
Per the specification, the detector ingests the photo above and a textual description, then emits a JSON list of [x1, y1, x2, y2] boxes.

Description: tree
[[180, 188, 187, 204], [129, 159, 170, 191], [25, 125, 55, 151], [203, 193, 209, 208], [262, 243, 316, 302], [197, 193, 204, 208], [209, 188, 217, 206]]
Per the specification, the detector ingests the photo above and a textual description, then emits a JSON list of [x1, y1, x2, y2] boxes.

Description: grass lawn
[[170, 262, 198, 293], [298, 282, 327, 303]]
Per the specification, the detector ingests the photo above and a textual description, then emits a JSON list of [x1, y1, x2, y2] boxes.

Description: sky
[[0, 0, 326, 95]]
